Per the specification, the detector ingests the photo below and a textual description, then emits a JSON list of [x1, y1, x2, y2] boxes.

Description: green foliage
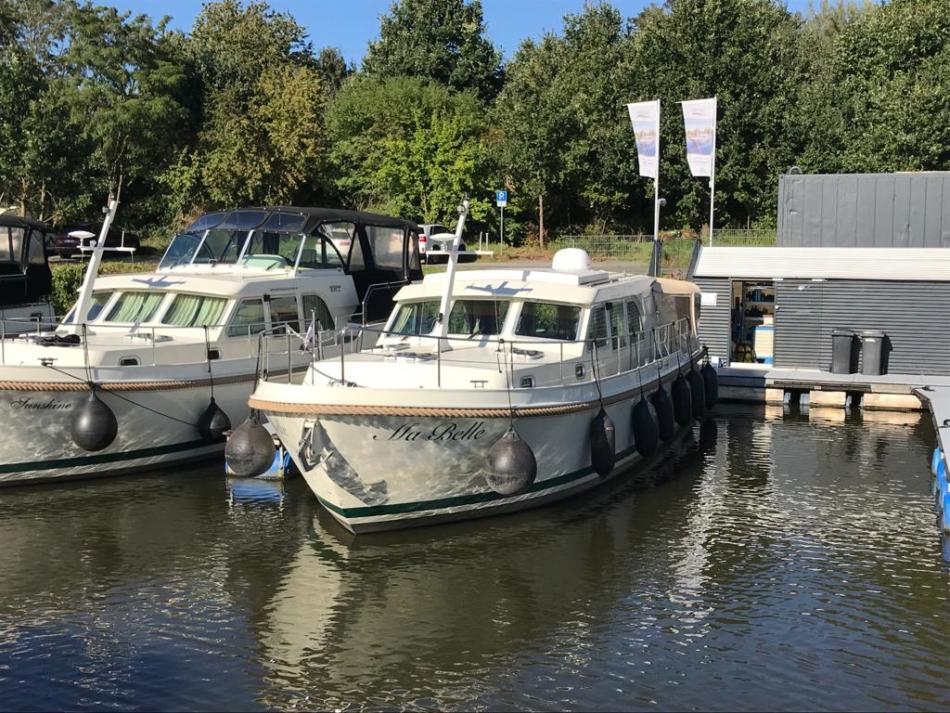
[[799, 0, 950, 173], [628, 0, 809, 228], [363, 0, 503, 100], [161, 0, 329, 216], [327, 76, 492, 224], [496, 4, 639, 233], [49, 260, 156, 315]]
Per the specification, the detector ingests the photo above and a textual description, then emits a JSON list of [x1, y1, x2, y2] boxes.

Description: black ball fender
[[701, 362, 719, 408], [632, 397, 659, 458], [225, 412, 275, 477], [688, 367, 707, 420], [590, 407, 616, 476], [197, 397, 231, 443], [71, 388, 118, 452], [651, 384, 675, 441], [486, 425, 537, 496], [672, 374, 692, 426]]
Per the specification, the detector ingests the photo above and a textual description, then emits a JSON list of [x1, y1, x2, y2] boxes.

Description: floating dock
[[715, 365, 950, 411]]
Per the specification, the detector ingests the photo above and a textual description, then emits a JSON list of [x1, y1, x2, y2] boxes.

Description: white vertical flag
[[681, 97, 717, 177], [626, 100, 660, 179]]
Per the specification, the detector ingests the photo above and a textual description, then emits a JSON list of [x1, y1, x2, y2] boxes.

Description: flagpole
[[708, 96, 717, 247], [653, 99, 661, 259]]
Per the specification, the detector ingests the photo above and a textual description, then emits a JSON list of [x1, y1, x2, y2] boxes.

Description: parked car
[[50, 223, 140, 258], [418, 223, 477, 264]]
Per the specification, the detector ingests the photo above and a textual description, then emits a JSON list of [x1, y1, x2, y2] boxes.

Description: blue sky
[[117, 0, 814, 66]]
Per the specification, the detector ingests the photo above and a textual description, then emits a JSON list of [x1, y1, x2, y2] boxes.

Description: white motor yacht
[[0, 200, 423, 484], [243, 202, 718, 532]]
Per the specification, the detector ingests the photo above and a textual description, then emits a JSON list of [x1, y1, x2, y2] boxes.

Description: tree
[[58, 3, 192, 205], [162, 0, 330, 216], [799, 0, 950, 173], [314, 47, 351, 97], [628, 0, 809, 228], [496, 4, 640, 235], [198, 64, 327, 205], [327, 76, 491, 223], [363, 0, 503, 101]]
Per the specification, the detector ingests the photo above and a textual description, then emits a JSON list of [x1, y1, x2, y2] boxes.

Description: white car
[[418, 223, 477, 264]]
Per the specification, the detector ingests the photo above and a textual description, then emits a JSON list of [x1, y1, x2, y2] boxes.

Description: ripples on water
[[0, 406, 948, 711]]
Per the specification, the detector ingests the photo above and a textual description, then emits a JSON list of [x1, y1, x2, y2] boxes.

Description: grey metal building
[[778, 172, 950, 248], [690, 246, 950, 376]]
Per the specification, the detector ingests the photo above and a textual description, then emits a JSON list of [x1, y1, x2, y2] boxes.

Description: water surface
[[1, 406, 948, 710]]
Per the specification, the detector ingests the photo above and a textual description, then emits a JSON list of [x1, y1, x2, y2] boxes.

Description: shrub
[[49, 261, 159, 315]]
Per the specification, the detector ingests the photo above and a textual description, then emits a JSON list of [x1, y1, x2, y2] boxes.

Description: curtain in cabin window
[[163, 295, 227, 327], [106, 292, 163, 323]]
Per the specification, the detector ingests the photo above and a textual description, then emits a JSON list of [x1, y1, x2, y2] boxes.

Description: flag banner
[[681, 97, 717, 177], [626, 100, 660, 179]]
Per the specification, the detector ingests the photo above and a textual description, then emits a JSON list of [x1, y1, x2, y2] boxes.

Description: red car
[[50, 223, 140, 258]]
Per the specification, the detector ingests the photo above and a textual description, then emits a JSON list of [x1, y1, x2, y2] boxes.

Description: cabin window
[[227, 298, 266, 337], [302, 294, 334, 331], [162, 294, 228, 327], [609, 303, 626, 348], [299, 230, 344, 270], [626, 300, 642, 336], [389, 300, 439, 336], [366, 225, 404, 270], [269, 296, 300, 333], [408, 231, 421, 271], [105, 292, 164, 323], [245, 230, 302, 266], [27, 232, 45, 265], [448, 300, 509, 336], [588, 305, 609, 348], [515, 302, 581, 341], [318, 222, 356, 263], [0, 228, 11, 263], [63, 291, 113, 324], [348, 233, 365, 271], [8, 228, 23, 263]]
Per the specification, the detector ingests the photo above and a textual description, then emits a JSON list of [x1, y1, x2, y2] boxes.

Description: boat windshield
[[159, 233, 203, 269], [388, 300, 439, 336], [448, 299, 509, 336]]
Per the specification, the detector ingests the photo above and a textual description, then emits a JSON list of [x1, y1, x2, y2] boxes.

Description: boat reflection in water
[[0, 409, 946, 711]]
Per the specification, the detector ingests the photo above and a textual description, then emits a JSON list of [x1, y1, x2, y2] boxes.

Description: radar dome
[[552, 248, 592, 272]]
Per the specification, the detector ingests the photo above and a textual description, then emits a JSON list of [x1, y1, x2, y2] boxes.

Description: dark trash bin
[[831, 328, 858, 374], [860, 330, 886, 376]]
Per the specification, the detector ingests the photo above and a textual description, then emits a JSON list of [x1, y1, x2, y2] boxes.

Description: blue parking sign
[[495, 189, 508, 207]]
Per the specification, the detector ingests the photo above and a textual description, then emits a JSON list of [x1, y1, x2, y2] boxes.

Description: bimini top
[[264, 206, 419, 232], [691, 246, 950, 282], [0, 214, 50, 233]]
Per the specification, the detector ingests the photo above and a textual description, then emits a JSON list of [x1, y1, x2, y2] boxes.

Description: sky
[[116, 0, 814, 66]]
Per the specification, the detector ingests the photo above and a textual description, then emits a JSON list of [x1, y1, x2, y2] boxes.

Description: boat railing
[[256, 316, 700, 389], [0, 316, 291, 368]]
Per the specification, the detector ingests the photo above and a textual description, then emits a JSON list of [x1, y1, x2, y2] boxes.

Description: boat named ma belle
[[239, 202, 718, 532]]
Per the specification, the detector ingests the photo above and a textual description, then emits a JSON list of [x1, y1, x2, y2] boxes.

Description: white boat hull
[[0, 376, 256, 485], [264, 365, 699, 533]]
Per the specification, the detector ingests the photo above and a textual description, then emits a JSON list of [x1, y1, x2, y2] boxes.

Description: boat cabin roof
[[90, 268, 331, 298], [394, 267, 691, 306]]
